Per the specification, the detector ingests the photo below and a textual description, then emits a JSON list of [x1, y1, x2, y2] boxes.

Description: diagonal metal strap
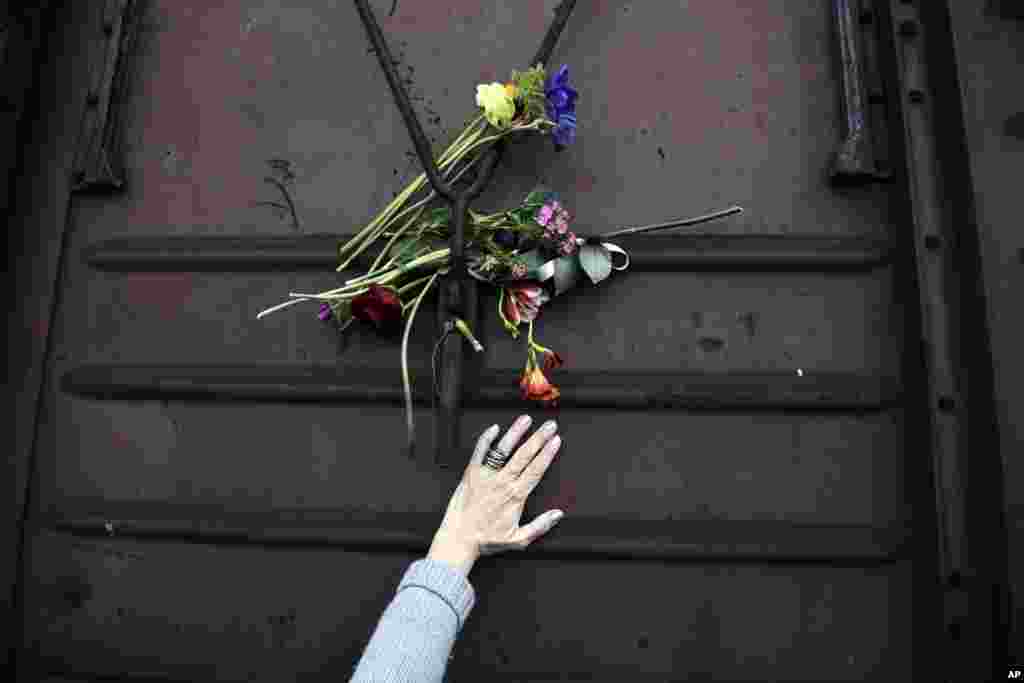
[[352, 0, 579, 465]]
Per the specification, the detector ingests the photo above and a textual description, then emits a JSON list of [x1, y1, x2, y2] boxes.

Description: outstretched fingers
[[470, 424, 501, 468], [511, 509, 565, 549], [505, 419, 557, 478], [516, 434, 562, 497]]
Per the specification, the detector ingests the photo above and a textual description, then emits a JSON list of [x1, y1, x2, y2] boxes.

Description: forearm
[[427, 531, 479, 578], [350, 558, 477, 683]]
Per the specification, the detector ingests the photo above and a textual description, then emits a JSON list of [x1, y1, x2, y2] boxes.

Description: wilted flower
[[318, 303, 332, 321], [351, 284, 403, 334], [502, 283, 550, 327], [559, 233, 579, 256], [509, 262, 529, 279], [476, 82, 516, 129], [520, 360, 561, 407], [541, 348, 564, 372]]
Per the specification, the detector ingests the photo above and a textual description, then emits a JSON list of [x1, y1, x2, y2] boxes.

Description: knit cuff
[[397, 558, 476, 630]]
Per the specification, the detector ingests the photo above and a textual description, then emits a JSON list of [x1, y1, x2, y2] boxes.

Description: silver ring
[[482, 445, 510, 470]]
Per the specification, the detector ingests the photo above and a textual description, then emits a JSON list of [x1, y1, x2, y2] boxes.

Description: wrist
[[428, 533, 479, 577]]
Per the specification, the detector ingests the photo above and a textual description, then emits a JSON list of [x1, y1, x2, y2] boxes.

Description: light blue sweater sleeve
[[350, 558, 476, 682]]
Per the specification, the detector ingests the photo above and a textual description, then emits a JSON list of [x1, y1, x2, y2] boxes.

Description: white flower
[[475, 83, 515, 129]]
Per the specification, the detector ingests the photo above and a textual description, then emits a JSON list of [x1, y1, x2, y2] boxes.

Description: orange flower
[[520, 361, 560, 407]]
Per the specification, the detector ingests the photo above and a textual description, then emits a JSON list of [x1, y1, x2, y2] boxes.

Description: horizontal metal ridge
[[82, 233, 892, 272], [38, 501, 910, 563], [61, 363, 900, 411]]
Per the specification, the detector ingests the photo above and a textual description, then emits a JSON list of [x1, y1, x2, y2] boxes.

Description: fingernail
[[518, 415, 532, 428], [550, 510, 564, 525], [543, 420, 557, 433]]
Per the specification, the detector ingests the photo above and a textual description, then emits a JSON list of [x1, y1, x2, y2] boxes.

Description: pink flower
[[502, 283, 551, 326], [553, 215, 569, 235], [536, 200, 567, 228], [559, 232, 579, 256]]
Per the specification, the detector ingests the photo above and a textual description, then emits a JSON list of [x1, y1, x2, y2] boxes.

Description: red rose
[[351, 285, 403, 334]]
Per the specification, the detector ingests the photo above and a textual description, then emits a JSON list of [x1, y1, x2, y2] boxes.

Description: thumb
[[513, 510, 564, 549]]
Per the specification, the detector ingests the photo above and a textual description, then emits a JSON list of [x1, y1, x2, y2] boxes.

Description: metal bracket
[[71, 0, 143, 193], [830, 0, 890, 184]]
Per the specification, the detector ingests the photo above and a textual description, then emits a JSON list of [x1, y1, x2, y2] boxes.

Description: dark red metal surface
[[5, 0, 1014, 680]]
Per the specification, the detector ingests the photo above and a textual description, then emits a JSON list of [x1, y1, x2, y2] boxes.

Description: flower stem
[[336, 116, 487, 271], [398, 272, 439, 295], [497, 287, 519, 338], [337, 127, 486, 273], [369, 204, 428, 274], [337, 116, 545, 275], [304, 248, 451, 301], [367, 140, 490, 276], [402, 269, 443, 456]]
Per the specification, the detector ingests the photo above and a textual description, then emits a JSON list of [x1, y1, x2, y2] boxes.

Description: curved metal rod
[[466, 139, 506, 201], [353, 0, 455, 200], [352, 0, 579, 465], [530, 0, 578, 70]]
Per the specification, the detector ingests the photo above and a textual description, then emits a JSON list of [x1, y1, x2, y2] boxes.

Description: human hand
[[427, 414, 565, 577]]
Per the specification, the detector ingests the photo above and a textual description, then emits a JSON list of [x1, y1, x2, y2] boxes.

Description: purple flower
[[545, 65, 578, 147], [318, 303, 332, 321], [493, 228, 519, 249]]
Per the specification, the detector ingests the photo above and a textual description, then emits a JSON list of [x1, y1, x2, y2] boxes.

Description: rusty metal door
[[8, 0, 1009, 681]]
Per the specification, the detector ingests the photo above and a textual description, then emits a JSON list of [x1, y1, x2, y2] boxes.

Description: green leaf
[[579, 243, 613, 285], [552, 254, 582, 296], [390, 237, 429, 264], [523, 189, 548, 207], [426, 207, 451, 227]]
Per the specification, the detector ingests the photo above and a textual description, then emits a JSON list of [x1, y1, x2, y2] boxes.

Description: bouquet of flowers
[[257, 61, 739, 446]]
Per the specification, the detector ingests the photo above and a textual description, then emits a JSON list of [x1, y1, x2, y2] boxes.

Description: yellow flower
[[475, 82, 515, 129]]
